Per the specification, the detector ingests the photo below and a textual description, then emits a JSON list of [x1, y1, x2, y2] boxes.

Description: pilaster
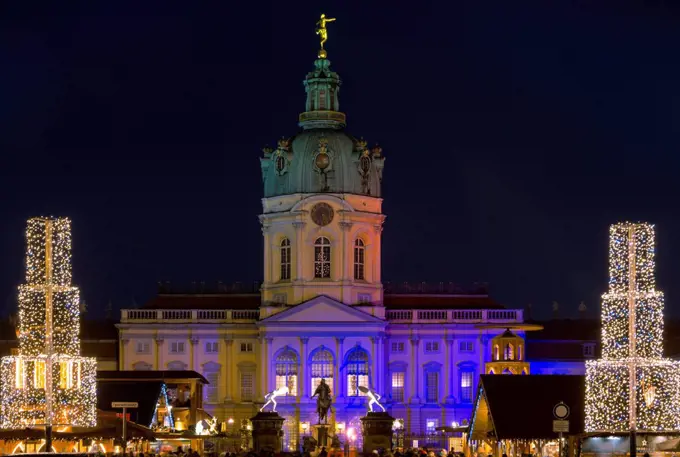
[[155, 337, 164, 370], [300, 337, 309, 401], [409, 336, 421, 404], [293, 221, 306, 283], [335, 337, 345, 399], [444, 335, 456, 404], [223, 335, 234, 402], [190, 337, 199, 371], [120, 338, 129, 370]]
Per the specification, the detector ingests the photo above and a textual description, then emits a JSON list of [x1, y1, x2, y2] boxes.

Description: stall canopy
[[469, 375, 585, 441], [97, 381, 163, 427]]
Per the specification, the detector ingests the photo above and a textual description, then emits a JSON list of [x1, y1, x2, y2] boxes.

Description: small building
[[485, 329, 530, 375], [468, 375, 584, 457]]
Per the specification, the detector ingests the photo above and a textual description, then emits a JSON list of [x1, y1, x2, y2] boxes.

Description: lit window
[[136, 341, 150, 354], [357, 293, 371, 304], [391, 372, 404, 402], [240, 372, 254, 402], [275, 348, 298, 396], [458, 341, 474, 353], [240, 342, 254, 353], [280, 238, 291, 281], [518, 344, 523, 360], [205, 341, 219, 353], [205, 371, 220, 403], [425, 370, 439, 403], [346, 348, 369, 396], [170, 342, 185, 354], [391, 342, 405, 353], [583, 343, 595, 358], [493, 345, 500, 361], [310, 347, 334, 394], [314, 237, 331, 279], [504, 343, 514, 360], [425, 342, 440, 353], [460, 371, 474, 403], [426, 419, 439, 434], [354, 239, 365, 280]]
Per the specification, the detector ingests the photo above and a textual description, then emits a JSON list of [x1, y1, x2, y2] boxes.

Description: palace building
[[116, 44, 528, 450]]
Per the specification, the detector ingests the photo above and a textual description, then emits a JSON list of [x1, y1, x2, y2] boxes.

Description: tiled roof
[[477, 374, 585, 439], [97, 370, 209, 384], [141, 294, 261, 310], [383, 294, 503, 310]]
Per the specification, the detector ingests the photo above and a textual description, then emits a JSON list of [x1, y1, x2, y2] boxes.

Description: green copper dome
[[260, 58, 385, 198]]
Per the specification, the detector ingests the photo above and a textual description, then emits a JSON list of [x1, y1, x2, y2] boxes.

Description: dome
[[260, 57, 384, 198]]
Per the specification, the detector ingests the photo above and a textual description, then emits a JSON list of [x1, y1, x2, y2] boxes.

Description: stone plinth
[[360, 412, 395, 455], [250, 412, 284, 453], [312, 424, 329, 448]]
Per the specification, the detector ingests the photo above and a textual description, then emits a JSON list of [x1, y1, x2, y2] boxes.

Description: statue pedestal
[[250, 411, 284, 453], [312, 424, 329, 448], [360, 412, 395, 455]]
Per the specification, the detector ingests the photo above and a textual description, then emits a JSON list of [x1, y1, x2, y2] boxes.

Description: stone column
[[299, 337, 309, 401], [339, 222, 353, 282], [445, 335, 455, 404], [261, 221, 272, 285], [373, 222, 384, 283], [265, 338, 273, 392], [335, 337, 345, 399], [293, 222, 306, 282], [409, 337, 420, 404], [223, 335, 234, 402], [155, 337, 164, 370], [370, 337, 378, 392], [120, 339, 129, 370], [190, 337, 199, 371]]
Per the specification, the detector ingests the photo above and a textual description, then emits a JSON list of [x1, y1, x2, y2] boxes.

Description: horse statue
[[311, 378, 333, 424]]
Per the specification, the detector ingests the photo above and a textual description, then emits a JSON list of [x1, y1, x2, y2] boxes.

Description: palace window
[[426, 419, 439, 434], [583, 343, 595, 358], [275, 348, 298, 396], [346, 347, 369, 396], [136, 341, 151, 354], [391, 342, 405, 353], [460, 369, 474, 403], [424, 362, 441, 404], [504, 343, 514, 360], [314, 237, 331, 279], [241, 372, 254, 402], [354, 239, 365, 280], [167, 361, 187, 370], [310, 347, 334, 394], [459, 341, 474, 353], [170, 341, 185, 354], [240, 342, 254, 353], [424, 341, 440, 353], [280, 238, 291, 281], [391, 372, 405, 402], [205, 371, 220, 403], [205, 341, 219, 354]]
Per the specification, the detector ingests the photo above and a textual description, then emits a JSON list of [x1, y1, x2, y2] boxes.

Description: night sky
[[1, 1, 679, 319]]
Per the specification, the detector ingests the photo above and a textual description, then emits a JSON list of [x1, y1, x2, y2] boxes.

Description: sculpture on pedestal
[[260, 386, 289, 413], [312, 378, 333, 424], [359, 386, 386, 412]]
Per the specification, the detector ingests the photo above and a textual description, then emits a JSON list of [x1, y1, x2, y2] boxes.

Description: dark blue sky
[[1, 1, 678, 319]]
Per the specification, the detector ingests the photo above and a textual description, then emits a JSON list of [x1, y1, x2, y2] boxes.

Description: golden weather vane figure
[[316, 13, 336, 58]]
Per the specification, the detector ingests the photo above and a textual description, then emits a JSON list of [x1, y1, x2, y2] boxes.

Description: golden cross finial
[[316, 13, 336, 58]]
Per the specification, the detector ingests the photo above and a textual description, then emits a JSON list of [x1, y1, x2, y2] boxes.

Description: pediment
[[260, 295, 384, 324]]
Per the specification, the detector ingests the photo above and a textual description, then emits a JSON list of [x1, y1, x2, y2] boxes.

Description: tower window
[[354, 239, 365, 280], [280, 238, 291, 281], [314, 237, 331, 279], [318, 90, 326, 110], [504, 343, 514, 361]]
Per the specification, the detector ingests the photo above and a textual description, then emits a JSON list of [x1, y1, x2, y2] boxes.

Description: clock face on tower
[[311, 203, 334, 227]]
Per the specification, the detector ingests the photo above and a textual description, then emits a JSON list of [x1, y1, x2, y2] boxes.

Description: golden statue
[[316, 13, 336, 58]]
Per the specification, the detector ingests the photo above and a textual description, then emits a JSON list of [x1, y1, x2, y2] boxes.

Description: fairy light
[[585, 222, 680, 432], [0, 217, 96, 428]]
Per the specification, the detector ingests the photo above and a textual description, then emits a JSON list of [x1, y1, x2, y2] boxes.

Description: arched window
[[346, 347, 369, 396], [504, 343, 514, 361], [275, 348, 298, 396], [310, 347, 334, 394], [280, 238, 291, 281], [518, 344, 523, 361], [493, 345, 500, 361], [314, 237, 331, 279], [353, 239, 365, 280]]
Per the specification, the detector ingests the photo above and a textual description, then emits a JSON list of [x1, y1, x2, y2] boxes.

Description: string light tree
[[585, 222, 680, 456], [0, 217, 97, 451]]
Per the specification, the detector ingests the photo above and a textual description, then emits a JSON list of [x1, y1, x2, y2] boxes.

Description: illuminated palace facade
[[117, 49, 526, 447]]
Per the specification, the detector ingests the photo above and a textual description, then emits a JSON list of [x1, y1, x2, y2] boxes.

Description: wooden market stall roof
[[97, 380, 164, 427], [469, 374, 585, 441]]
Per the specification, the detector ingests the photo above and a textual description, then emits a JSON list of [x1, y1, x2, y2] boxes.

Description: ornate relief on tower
[[313, 137, 332, 192]]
